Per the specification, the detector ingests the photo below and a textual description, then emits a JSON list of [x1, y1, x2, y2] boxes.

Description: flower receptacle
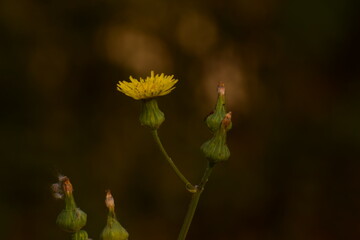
[[139, 99, 165, 129], [56, 201, 87, 232]]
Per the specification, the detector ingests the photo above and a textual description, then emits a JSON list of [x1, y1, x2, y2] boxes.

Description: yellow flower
[[117, 71, 178, 100]]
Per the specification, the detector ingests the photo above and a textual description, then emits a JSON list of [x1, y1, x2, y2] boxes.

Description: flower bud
[[54, 177, 87, 232], [56, 206, 87, 232], [201, 112, 232, 164], [139, 99, 165, 129], [205, 82, 227, 132], [101, 191, 129, 240], [72, 230, 89, 240], [101, 217, 129, 240]]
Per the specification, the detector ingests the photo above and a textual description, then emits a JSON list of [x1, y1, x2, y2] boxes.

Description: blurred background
[[1, 0, 360, 239]]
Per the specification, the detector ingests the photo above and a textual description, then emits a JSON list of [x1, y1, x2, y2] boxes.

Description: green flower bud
[[55, 177, 87, 232], [101, 216, 129, 240], [101, 191, 129, 240], [139, 99, 165, 129], [72, 230, 89, 240], [205, 82, 227, 132], [201, 112, 232, 164], [56, 206, 87, 232]]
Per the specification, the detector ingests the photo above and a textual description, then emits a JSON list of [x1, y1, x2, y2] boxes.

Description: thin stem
[[177, 164, 213, 240], [151, 130, 194, 189]]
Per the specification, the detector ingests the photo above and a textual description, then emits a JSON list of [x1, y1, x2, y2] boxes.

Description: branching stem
[[152, 130, 215, 240], [177, 164, 213, 240], [151, 130, 195, 190]]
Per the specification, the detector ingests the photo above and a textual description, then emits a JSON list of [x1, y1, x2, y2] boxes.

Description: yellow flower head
[[117, 71, 178, 100]]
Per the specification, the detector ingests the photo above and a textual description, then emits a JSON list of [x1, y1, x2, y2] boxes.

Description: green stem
[[65, 194, 76, 210], [177, 164, 213, 240], [151, 130, 194, 190]]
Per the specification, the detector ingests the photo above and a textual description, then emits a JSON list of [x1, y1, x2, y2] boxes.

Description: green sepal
[[56, 194, 87, 232], [139, 99, 165, 129], [101, 210, 129, 240], [201, 129, 230, 164], [56, 208, 87, 232]]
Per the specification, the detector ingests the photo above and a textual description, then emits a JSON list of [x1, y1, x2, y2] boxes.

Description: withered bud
[[63, 178, 73, 196], [105, 190, 115, 210], [52, 175, 74, 199], [217, 82, 225, 96], [222, 112, 232, 130]]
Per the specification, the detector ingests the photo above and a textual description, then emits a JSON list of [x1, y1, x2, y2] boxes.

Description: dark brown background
[[1, 0, 360, 239]]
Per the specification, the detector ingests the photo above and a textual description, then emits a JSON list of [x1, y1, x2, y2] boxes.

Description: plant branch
[[151, 130, 195, 190]]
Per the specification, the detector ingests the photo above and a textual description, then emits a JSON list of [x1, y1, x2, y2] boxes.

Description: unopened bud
[[101, 191, 129, 240], [54, 176, 87, 232], [201, 113, 232, 164], [139, 99, 165, 129], [205, 82, 227, 132]]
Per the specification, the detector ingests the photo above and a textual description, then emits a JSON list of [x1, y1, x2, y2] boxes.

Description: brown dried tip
[[105, 190, 115, 210], [222, 112, 232, 128], [62, 178, 73, 195], [217, 82, 225, 95], [52, 175, 73, 199]]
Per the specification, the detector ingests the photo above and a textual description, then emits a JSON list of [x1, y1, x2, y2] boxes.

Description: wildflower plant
[[117, 71, 232, 239], [52, 71, 232, 240]]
